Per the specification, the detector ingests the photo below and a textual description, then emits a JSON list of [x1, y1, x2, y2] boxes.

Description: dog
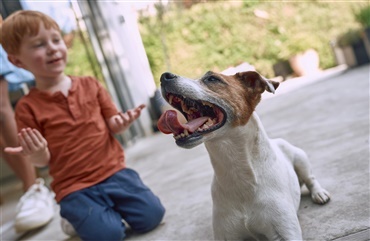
[[157, 70, 330, 240]]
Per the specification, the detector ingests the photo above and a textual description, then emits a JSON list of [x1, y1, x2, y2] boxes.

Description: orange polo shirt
[[15, 76, 126, 202]]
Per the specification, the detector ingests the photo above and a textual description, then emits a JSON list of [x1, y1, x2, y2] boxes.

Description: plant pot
[[289, 49, 320, 77], [273, 60, 293, 80], [352, 38, 370, 66], [334, 28, 370, 67], [341, 45, 357, 67], [362, 27, 370, 60]]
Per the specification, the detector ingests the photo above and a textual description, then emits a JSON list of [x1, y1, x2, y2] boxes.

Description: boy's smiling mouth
[[47, 58, 62, 64]]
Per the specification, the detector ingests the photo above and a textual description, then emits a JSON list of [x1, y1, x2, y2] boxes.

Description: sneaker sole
[[14, 216, 54, 233]]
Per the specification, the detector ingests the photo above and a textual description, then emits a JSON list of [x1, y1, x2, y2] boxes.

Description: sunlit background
[[0, 1, 369, 240], [1, 0, 369, 180]]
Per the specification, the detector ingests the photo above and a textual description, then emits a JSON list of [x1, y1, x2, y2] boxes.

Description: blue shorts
[[59, 168, 165, 241]]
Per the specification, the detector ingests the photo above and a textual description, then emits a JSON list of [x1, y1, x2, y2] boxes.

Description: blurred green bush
[[139, 1, 360, 85], [354, 4, 370, 28], [65, 31, 104, 83]]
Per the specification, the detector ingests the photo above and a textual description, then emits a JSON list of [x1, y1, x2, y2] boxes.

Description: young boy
[[0, 15, 54, 233], [1, 10, 165, 240]]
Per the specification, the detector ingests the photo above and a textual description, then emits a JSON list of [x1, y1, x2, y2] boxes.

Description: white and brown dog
[[157, 71, 330, 240]]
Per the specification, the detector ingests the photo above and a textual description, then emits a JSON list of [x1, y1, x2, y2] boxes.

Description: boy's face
[[8, 23, 67, 80]]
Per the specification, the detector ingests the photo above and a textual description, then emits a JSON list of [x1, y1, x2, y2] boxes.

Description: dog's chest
[[211, 184, 270, 239]]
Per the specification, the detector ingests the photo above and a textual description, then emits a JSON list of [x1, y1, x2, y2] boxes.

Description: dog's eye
[[205, 76, 221, 83]]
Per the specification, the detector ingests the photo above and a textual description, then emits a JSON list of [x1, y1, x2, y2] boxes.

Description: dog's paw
[[311, 189, 331, 204]]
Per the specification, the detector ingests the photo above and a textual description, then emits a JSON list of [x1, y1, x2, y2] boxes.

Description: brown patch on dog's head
[[235, 71, 279, 94], [200, 71, 279, 127]]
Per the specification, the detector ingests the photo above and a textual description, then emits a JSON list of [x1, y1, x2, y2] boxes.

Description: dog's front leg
[[213, 218, 242, 241], [292, 148, 331, 204], [213, 229, 245, 241], [276, 138, 331, 204], [265, 212, 303, 241], [212, 211, 247, 241]]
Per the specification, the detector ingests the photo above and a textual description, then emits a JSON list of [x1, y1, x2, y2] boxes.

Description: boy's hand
[[108, 104, 146, 134], [4, 128, 50, 167]]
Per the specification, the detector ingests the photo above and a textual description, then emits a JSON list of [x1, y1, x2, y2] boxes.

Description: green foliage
[[243, 0, 260, 8], [354, 4, 370, 28], [337, 29, 362, 47], [139, 1, 359, 85], [65, 32, 104, 82]]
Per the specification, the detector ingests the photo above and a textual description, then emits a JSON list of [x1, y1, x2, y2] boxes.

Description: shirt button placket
[[68, 97, 80, 119]]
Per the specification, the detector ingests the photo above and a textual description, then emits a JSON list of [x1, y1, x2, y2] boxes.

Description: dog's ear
[[235, 71, 279, 94]]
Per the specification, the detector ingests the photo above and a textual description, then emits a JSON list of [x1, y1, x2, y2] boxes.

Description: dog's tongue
[[157, 110, 208, 135]]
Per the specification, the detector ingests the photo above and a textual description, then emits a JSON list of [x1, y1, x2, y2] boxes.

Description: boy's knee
[[79, 223, 125, 241], [133, 201, 165, 233], [102, 226, 125, 241]]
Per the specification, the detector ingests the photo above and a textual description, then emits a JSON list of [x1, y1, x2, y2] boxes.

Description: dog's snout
[[161, 72, 177, 82]]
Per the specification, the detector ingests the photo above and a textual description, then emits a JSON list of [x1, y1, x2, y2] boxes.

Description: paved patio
[[1, 64, 369, 240]]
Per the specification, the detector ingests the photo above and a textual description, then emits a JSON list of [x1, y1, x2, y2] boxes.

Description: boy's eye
[[53, 38, 61, 43], [33, 42, 45, 48]]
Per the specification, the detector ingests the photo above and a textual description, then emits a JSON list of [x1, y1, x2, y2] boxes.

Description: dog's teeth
[[181, 101, 188, 112], [169, 95, 174, 104], [202, 101, 213, 107], [190, 107, 198, 113], [174, 130, 190, 140]]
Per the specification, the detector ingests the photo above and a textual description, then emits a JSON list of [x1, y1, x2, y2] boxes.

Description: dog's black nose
[[160, 72, 177, 82]]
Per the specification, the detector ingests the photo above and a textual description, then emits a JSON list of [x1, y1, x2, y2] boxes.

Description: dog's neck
[[204, 112, 274, 187]]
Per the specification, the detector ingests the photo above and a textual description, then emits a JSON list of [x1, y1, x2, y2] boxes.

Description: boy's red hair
[[0, 10, 60, 55]]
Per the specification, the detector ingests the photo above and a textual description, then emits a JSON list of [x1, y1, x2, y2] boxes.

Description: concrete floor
[[0, 64, 369, 240]]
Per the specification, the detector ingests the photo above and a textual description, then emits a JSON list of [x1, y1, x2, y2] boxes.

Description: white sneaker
[[14, 178, 55, 233], [61, 218, 77, 236]]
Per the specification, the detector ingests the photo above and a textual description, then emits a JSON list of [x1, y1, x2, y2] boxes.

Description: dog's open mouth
[[157, 93, 226, 140]]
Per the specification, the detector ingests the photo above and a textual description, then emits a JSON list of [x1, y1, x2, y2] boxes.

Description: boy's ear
[[7, 55, 24, 69]]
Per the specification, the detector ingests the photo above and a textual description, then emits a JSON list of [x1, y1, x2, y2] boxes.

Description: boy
[[1, 10, 165, 240], [0, 15, 54, 233]]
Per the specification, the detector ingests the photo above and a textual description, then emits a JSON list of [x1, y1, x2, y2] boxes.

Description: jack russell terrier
[[157, 70, 331, 240]]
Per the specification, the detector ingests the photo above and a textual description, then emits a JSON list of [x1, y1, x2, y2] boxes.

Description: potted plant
[[331, 5, 370, 68], [335, 29, 363, 67], [284, 38, 320, 77], [289, 48, 320, 77], [337, 28, 370, 67], [354, 5, 370, 57]]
